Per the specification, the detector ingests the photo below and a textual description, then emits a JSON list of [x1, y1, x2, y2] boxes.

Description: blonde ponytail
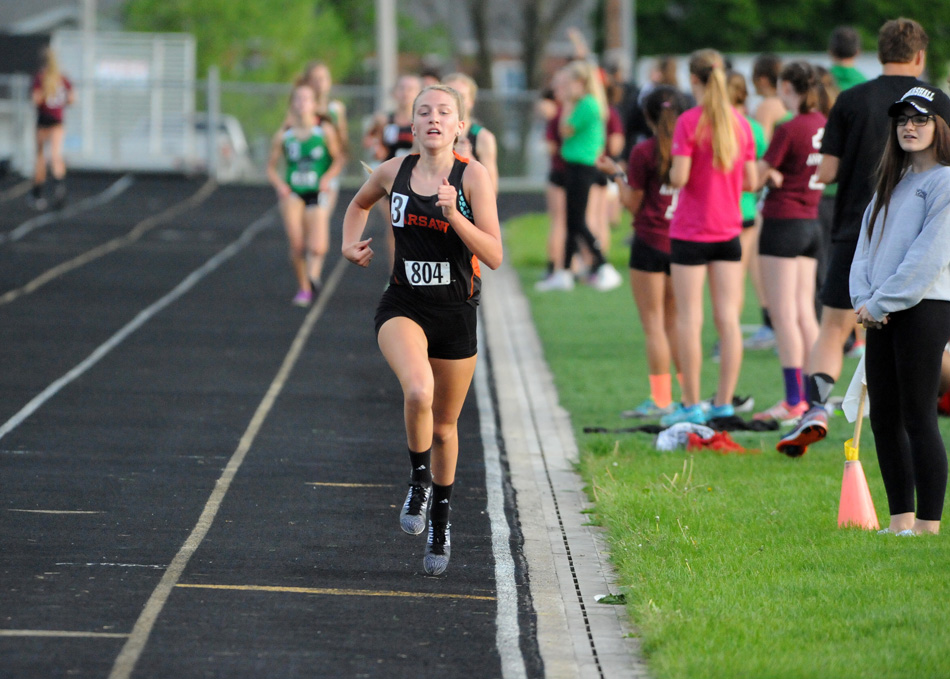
[[40, 48, 63, 100], [690, 49, 739, 171]]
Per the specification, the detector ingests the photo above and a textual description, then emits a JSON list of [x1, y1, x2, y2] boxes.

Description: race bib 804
[[404, 260, 451, 286]]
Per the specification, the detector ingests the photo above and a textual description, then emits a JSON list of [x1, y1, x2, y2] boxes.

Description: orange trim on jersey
[[468, 255, 481, 298]]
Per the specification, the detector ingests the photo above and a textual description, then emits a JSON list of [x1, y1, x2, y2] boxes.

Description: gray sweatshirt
[[850, 163, 950, 322]]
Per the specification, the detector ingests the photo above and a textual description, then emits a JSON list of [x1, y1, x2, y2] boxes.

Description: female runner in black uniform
[[342, 85, 502, 575]]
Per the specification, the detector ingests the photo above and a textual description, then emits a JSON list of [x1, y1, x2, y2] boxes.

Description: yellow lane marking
[[7, 509, 103, 514], [306, 482, 392, 488], [0, 630, 129, 639], [176, 583, 496, 602]]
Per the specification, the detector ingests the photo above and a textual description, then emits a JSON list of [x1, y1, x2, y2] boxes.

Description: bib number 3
[[405, 260, 450, 286]]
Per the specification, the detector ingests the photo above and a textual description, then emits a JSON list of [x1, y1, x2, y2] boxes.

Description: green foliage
[[122, 0, 358, 83], [636, 0, 950, 82]]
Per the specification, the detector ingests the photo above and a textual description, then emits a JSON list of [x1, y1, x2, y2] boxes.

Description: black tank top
[[382, 113, 415, 160], [388, 153, 480, 305]]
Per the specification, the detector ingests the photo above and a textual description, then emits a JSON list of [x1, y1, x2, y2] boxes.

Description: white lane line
[[475, 319, 528, 679], [7, 509, 103, 515], [0, 630, 129, 639], [107, 255, 348, 679], [0, 174, 134, 244], [0, 180, 32, 201], [0, 207, 276, 444], [0, 178, 216, 306], [55, 563, 167, 569]]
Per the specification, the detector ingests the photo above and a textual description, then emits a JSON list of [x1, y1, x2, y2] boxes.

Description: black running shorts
[[670, 237, 742, 266], [758, 218, 822, 258], [819, 239, 858, 310], [374, 285, 478, 360], [628, 237, 671, 275]]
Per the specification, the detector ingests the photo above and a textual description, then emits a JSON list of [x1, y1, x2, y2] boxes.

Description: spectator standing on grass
[[779, 17, 930, 457], [829, 26, 867, 92], [537, 61, 622, 292], [266, 83, 345, 306], [659, 49, 757, 426], [849, 85, 950, 536], [442, 72, 499, 193], [726, 70, 768, 363], [535, 72, 569, 290], [30, 47, 73, 211], [743, 53, 790, 353], [751, 62, 826, 424], [826, 27, 869, 359], [341, 85, 502, 574], [596, 86, 689, 420]]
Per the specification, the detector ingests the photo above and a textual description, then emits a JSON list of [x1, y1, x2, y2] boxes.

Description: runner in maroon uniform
[[753, 61, 827, 424], [30, 47, 74, 210], [342, 85, 502, 575], [597, 85, 688, 419]]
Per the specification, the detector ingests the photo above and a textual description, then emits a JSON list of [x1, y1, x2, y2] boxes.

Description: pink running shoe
[[291, 289, 313, 307], [753, 400, 809, 424]]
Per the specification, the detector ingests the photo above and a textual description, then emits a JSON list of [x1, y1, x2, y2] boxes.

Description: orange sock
[[649, 373, 673, 409]]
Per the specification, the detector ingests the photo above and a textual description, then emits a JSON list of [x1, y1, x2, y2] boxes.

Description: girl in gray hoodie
[[850, 84, 950, 536]]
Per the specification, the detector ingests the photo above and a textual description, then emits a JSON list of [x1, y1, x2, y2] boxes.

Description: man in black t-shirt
[[779, 17, 930, 457]]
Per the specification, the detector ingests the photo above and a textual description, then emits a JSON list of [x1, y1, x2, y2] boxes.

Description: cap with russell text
[[888, 85, 950, 126]]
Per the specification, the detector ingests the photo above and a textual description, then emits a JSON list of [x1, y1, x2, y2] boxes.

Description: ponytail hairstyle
[[814, 65, 839, 116], [726, 70, 749, 109], [690, 49, 738, 171], [565, 60, 609, 122], [779, 61, 820, 115], [643, 85, 689, 185], [40, 47, 62, 100], [868, 115, 950, 239]]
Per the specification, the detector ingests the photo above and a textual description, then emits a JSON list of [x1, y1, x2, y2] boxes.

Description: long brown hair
[[690, 49, 738, 171], [643, 85, 689, 185], [867, 115, 950, 238]]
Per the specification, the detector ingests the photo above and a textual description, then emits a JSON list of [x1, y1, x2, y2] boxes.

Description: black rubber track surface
[[0, 173, 547, 678]]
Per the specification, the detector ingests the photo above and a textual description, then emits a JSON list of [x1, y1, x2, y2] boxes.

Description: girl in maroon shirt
[[753, 61, 827, 423], [30, 47, 74, 210], [597, 86, 689, 418]]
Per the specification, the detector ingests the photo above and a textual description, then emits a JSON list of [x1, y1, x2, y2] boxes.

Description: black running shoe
[[776, 406, 828, 458], [399, 483, 431, 535], [423, 521, 450, 575]]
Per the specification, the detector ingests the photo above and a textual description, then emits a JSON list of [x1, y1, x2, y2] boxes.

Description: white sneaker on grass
[[591, 263, 622, 291], [535, 270, 575, 292]]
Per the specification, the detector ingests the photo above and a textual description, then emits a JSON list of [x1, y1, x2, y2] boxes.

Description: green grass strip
[[505, 212, 950, 679]]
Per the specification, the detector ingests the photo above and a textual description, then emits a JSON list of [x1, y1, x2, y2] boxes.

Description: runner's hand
[[436, 178, 457, 218], [343, 238, 374, 267]]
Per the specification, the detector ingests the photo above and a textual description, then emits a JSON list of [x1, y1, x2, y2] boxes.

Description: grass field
[[503, 212, 950, 679]]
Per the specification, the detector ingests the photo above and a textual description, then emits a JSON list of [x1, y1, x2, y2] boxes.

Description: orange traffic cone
[[838, 384, 880, 530]]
